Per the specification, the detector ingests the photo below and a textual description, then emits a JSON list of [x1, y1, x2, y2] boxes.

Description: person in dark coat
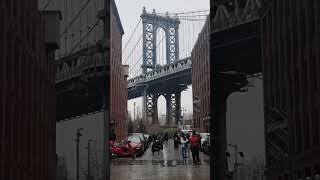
[[164, 132, 169, 142], [189, 130, 201, 164], [173, 133, 180, 149], [109, 129, 116, 142]]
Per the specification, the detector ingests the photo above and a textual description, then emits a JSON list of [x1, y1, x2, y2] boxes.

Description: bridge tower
[[140, 7, 182, 126], [141, 7, 180, 73]]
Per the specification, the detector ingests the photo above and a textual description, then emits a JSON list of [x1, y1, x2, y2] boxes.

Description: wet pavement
[[110, 139, 210, 180]]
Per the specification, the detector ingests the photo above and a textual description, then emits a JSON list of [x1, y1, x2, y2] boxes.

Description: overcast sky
[[115, 0, 265, 164], [115, 0, 210, 118]]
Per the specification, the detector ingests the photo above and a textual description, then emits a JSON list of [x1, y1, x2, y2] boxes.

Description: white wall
[[56, 111, 105, 180]]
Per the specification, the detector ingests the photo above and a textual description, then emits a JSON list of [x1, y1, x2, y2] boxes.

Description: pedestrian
[[148, 135, 153, 144], [164, 132, 168, 142], [152, 134, 157, 142], [174, 133, 180, 149], [180, 135, 188, 159], [152, 139, 161, 155], [189, 130, 201, 164], [109, 129, 116, 142]]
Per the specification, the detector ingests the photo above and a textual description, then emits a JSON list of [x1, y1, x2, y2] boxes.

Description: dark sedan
[[201, 135, 210, 154]]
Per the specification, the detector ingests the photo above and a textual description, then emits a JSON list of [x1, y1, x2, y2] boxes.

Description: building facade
[[0, 1, 59, 179], [38, 0, 105, 59], [110, 0, 128, 141], [261, 0, 320, 179], [191, 17, 210, 133], [56, 111, 105, 180], [42, 0, 129, 141]]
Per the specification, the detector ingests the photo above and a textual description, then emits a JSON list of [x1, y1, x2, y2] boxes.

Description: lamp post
[[87, 139, 93, 180], [134, 102, 136, 122], [227, 144, 244, 180], [75, 128, 84, 180]]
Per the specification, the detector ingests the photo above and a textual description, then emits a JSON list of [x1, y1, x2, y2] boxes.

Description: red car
[[127, 136, 144, 156], [110, 140, 137, 158]]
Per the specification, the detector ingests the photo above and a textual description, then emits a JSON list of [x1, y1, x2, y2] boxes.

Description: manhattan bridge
[[54, 0, 287, 179], [124, 7, 209, 126]]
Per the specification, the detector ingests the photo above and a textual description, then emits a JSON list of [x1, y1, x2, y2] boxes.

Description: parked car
[[130, 133, 148, 151], [127, 136, 144, 156], [111, 140, 137, 158], [199, 133, 210, 150], [180, 129, 192, 137], [201, 135, 210, 154]]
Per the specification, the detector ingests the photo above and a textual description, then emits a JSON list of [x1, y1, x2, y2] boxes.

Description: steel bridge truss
[[141, 8, 180, 74], [143, 90, 183, 126]]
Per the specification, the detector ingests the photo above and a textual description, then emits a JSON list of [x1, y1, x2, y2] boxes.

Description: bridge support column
[[165, 93, 173, 125], [211, 87, 228, 180], [174, 90, 181, 126], [211, 73, 248, 180], [151, 92, 159, 124], [143, 89, 159, 125], [142, 89, 147, 122]]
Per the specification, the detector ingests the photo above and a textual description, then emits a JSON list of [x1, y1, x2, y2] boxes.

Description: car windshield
[[128, 136, 141, 143], [131, 133, 144, 139]]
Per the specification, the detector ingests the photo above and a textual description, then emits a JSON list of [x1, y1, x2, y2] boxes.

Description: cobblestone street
[[111, 140, 210, 180]]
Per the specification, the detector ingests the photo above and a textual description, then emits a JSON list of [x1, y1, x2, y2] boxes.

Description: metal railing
[[56, 53, 106, 83]]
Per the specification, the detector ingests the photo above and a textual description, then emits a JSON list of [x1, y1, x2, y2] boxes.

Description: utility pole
[[137, 106, 139, 119], [134, 102, 136, 122], [87, 139, 92, 180], [76, 128, 84, 180], [234, 144, 238, 180]]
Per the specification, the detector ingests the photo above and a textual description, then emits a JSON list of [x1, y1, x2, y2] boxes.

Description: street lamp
[[227, 144, 244, 180], [134, 102, 136, 122], [75, 128, 84, 180], [87, 139, 93, 180]]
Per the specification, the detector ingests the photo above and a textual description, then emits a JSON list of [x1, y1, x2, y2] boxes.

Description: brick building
[[0, 1, 60, 179], [261, 0, 320, 178], [110, 0, 128, 141], [191, 17, 210, 133]]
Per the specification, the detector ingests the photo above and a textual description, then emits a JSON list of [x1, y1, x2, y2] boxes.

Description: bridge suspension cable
[[70, 21, 99, 54], [128, 28, 167, 78], [59, 0, 91, 38], [157, 9, 209, 15], [123, 34, 143, 64], [122, 19, 142, 53], [42, 0, 53, 10], [179, 18, 207, 21]]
